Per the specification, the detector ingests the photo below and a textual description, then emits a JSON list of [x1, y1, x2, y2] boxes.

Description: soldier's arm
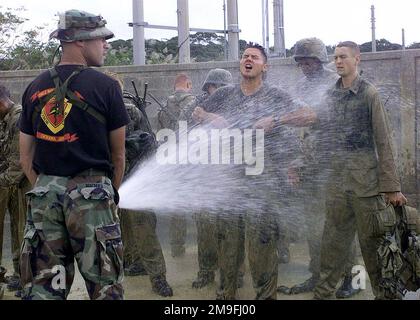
[[371, 90, 406, 205], [19, 132, 38, 186], [110, 126, 126, 190], [271, 88, 317, 128], [278, 106, 317, 127], [179, 96, 197, 123], [0, 119, 26, 186], [371, 90, 400, 192], [191, 107, 229, 128]]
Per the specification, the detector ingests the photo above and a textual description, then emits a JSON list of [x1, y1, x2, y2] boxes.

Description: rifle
[[123, 81, 154, 136]]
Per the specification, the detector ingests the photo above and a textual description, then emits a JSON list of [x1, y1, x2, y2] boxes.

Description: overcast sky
[[2, 0, 420, 48]]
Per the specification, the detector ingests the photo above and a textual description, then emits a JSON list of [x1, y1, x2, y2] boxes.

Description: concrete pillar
[[371, 5, 376, 52], [261, 0, 269, 53], [227, 0, 239, 60], [132, 0, 146, 65], [402, 28, 406, 50], [273, 0, 286, 57], [177, 0, 190, 63]]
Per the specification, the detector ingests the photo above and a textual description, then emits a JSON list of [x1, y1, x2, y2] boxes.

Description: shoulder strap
[[32, 66, 106, 129]]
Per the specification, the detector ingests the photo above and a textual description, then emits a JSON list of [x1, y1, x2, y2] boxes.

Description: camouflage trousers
[[194, 211, 218, 274], [314, 191, 389, 299], [120, 209, 166, 279], [216, 212, 245, 300], [216, 209, 279, 300], [300, 181, 357, 278], [0, 180, 29, 274], [169, 214, 187, 256], [20, 173, 124, 300]]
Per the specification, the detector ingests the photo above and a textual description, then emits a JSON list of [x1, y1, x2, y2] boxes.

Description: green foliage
[[407, 42, 420, 49], [360, 39, 402, 52], [0, 6, 56, 70], [105, 39, 133, 66], [3, 29, 57, 70], [0, 6, 26, 68]]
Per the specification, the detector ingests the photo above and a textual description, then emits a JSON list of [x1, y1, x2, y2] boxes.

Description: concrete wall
[[1, 49, 419, 207]]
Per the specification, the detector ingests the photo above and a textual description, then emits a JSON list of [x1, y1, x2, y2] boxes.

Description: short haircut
[[244, 42, 267, 63], [174, 73, 191, 88], [336, 41, 360, 56], [0, 85, 11, 100]]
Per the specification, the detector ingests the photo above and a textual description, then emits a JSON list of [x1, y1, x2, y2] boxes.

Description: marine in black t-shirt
[[20, 65, 129, 177]]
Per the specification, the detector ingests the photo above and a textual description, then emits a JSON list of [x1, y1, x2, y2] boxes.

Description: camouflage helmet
[[49, 9, 114, 42], [293, 37, 328, 63], [202, 68, 233, 92]]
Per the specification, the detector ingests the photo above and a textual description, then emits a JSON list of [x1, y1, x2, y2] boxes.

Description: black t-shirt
[[20, 65, 129, 177]]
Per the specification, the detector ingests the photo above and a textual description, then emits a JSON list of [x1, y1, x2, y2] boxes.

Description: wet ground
[[1, 214, 375, 300]]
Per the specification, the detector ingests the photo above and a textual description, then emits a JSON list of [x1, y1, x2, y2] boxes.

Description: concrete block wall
[[1, 49, 419, 207]]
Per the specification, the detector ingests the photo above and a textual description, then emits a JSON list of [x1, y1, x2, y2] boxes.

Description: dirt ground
[[1, 214, 375, 300]]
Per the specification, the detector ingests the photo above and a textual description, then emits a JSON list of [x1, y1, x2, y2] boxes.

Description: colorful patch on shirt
[[41, 96, 73, 134]]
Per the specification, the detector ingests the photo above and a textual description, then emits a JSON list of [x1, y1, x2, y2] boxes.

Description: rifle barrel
[[143, 82, 148, 101], [147, 92, 164, 108], [131, 80, 140, 98]]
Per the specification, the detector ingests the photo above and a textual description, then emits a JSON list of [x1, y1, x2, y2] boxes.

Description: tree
[[0, 6, 27, 68], [408, 42, 420, 49], [0, 6, 56, 70], [360, 39, 402, 52], [105, 39, 133, 66]]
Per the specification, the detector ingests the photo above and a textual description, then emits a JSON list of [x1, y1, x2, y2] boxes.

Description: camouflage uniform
[[19, 10, 125, 300], [21, 173, 123, 300], [314, 75, 402, 299], [157, 90, 196, 257], [192, 69, 243, 288], [280, 38, 359, 297], [120, 102, 168, 282], [202, 83, 301, 300], [0, 104, 29, 275], [292, 68, 358, 281]]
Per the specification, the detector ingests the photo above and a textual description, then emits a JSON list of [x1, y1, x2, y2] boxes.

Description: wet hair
[[0, 85, 11, 100], [336, 41, 360, 56], [244, 42, 267, 63]]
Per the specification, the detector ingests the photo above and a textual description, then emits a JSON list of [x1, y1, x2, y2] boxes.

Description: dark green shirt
[[324, 75, 401, 196]]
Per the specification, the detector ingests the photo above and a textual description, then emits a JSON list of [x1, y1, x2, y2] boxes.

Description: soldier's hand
[[208, 116, 229, 129], [385, 192, 407, 207], [287, 167, 300, 187], [192, 107, 207, 123], [279, 106, 317, 127], [253, 116, 275, 133]]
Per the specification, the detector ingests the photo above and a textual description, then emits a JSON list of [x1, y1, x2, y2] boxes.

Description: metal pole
[[261, 0, 266, 50], [177, 0, 190, 63], [132, 0, 145, 65], [371, 5, 376, 52], [279, 0, 286, 57], [402, 28, 406, 50], [227, 0, 239, 60], [223, 0, 228, 60], [265, 0, 269, 53], [273, 0, 286, 57]]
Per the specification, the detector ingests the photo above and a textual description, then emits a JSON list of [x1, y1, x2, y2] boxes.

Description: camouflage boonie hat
[[202, 68, 233, 92], [293, 37, 328, 63], [49, 9, 114, 42]]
